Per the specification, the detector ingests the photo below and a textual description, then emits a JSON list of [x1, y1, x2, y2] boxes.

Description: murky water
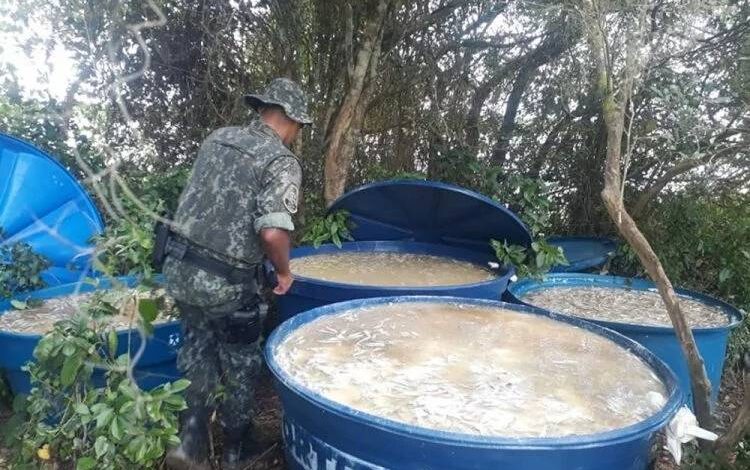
[[522, 286, 730, 328], [0, 289, 174, 334], [290, 252, 496, 287], [275, 302, 667, 437]]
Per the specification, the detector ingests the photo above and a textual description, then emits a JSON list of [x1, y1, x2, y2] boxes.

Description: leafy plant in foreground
[[301, 210, 355, 248], [2, 287, 187, 469], [0, 233, 51, 298]]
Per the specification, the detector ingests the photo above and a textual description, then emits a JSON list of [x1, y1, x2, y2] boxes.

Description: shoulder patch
[[283, 184, 299, 214]]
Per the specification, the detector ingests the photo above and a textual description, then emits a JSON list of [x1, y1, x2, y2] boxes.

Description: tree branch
[[382, 0, 475, 51], [631, 143, 745, 218]]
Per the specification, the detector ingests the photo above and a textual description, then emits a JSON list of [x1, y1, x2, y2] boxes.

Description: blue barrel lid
[[0, 133, 104, 274], [329, 180, 532, 253], [547, 236, 618, 272]]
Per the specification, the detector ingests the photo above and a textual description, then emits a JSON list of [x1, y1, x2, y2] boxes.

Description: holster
[[262, 260, 278, 290], [152, 220, 171, 270], [221, 306, 262, 344]]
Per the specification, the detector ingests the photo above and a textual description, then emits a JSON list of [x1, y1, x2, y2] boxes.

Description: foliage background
[[0, 0, 747, 467]]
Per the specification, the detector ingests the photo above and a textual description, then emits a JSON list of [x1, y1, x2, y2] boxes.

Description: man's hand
[[260, 228, 294, 295], [274, 271, 294, 295]]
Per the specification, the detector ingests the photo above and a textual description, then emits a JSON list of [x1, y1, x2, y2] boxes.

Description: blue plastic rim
[[547, 236, 618, 273], [0, 133, 104, 285], [329, 179, 533, 253], [266, 296, 683, 470], [0, 276, 181, 394], [278, 241, 514, 321], [507, 273, 743, 407]]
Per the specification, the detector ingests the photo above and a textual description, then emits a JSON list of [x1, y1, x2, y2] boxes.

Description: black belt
[[165, 237, 259, 285]]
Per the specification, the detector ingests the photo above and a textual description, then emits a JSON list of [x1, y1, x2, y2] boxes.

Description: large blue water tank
[[266, 296, 683, 470], [279, 241, 513, 321], [279, 181, 531, 320], [0, 133, 104, 287], [0, 276, 180, 394], [507, 273, 743, 408], [547, 236, 618, 272]]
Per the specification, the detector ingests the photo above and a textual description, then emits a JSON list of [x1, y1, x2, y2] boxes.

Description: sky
[[0, 3, 76, 101]]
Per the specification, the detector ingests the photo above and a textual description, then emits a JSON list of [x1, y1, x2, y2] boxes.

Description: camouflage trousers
[[176, 298, 265, 431]]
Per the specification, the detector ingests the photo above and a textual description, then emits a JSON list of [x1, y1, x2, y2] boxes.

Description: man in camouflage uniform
[[164, 78, 310, 470]]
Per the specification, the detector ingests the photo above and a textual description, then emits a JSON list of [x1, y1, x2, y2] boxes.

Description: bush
[[612, 191, 750, 369], [0, 235, 50, 299], [2, 286, 186, 469]]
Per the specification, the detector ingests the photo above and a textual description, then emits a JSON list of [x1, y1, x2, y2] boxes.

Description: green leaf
[[73, 403, 90, 415], [94, 435, 109, 458], [138, 298, 159, 323], [719, 268, 732, 283], [76, 457, 97, 470], [168, 379, 191, 394], [118, 380, 139, 400], [164, 394, 187, 409], [61, 354, 83, 386], [9, 299, 27, 310], [62, 342, 76, 357], [536, 251, 546, 269], [96, 406, 114, 429], [108, 329, 119, 357], [90, 403, 107, 414], [135, 435, 149, 461], [110, 416, 123, 440]]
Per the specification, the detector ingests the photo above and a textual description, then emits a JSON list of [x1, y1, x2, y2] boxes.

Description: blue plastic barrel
[[547, 236, 617, 273], [0, 133, 104, 287], [266, 296, 683, 470], [278, 241, 513, 322], [0, 276, 181, 394], [507, 274, 743, 407]]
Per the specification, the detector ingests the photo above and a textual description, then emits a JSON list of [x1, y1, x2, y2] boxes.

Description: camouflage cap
[[244, 78, 313, 125]]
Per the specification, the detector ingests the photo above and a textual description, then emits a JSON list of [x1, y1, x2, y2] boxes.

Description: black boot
[[166, 407, 212, 470], [222, 425, 261, 470]]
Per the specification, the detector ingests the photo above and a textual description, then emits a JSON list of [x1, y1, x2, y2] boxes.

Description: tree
[[578, 0, 749, 459]]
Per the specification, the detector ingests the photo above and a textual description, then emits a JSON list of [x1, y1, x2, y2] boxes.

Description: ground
[[235, 371, 286, 470], [0, 362, 744, 469]]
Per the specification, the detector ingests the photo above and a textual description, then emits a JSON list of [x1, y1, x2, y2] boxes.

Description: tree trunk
[[489, 66, 536, 166], [580, 0, 715, 429], [489, 18, 578, 166], [323, 0, 388, 206], [465, 68, 513, 150], [600, 94, 715, 429], [392, 105, 416, 173]]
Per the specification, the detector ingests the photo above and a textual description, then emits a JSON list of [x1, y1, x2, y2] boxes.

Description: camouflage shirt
[[164, 119, 302, 309]]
